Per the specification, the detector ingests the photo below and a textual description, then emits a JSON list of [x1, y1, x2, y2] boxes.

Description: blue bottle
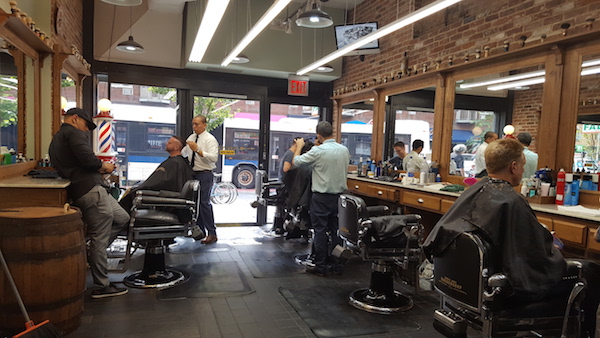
[[570, 179, 580, 206]]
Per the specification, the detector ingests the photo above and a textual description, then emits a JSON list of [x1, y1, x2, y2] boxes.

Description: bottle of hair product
[[592, 174, 599, 191], [564, 173, 573, 206], [571, 178, 580, 206], [555, 169, 566, 205]]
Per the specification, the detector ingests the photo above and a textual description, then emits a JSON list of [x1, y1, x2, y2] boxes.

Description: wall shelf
[[0, 9, 53, 60]]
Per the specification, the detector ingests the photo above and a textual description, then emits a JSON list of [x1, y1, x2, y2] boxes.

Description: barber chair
[[432, 232, 586, 338], [337, 194, 424, 314], [122, 180, 203, 288]]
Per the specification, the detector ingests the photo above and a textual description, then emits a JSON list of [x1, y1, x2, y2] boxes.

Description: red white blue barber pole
[[93, 98, 116, 163]]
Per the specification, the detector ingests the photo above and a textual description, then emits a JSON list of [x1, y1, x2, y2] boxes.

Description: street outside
[[213, 188, 275, 225]]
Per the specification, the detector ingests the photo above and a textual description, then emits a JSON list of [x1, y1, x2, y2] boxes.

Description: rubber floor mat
[[279, 284, 420, 337], [239, 250, 306, 278], [167, 237, 232, 254], [157, 262, 254, 299]]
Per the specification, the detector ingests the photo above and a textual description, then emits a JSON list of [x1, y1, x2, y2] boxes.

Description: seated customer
[[423, 138, 600, 336], [283, 139, 314, 239], [119, 136, 194, 213]]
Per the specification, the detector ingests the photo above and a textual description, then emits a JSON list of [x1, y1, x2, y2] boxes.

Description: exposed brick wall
[[512, 83, 543, 153], [51, 0, 83, 53], [336, 0, 600, 88]]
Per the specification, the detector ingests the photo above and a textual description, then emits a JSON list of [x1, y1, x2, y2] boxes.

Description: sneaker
[[294, 254, 315, 268], [91, 283, 128, 299], [306, 265, 329, 277]]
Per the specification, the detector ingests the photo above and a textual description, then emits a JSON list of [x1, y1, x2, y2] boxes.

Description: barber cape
[[423, 177, 566, 299]]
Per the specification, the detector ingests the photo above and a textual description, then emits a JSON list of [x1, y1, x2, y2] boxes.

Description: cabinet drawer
[[553, 219, 586, 245], [348, 181, 396, 201], [536, 216, 553, 231], [401, 191, 441, 212], [587, 229, 600, 252], [440, 199, 455, 213]]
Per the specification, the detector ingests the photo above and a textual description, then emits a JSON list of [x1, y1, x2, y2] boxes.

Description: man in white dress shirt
[[474, 131, 498, 178], [403, 139, 429, 173], [184, 115, 220, 244]]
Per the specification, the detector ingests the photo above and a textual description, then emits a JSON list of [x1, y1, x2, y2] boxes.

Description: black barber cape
[[423, 177, 566, 299], [283, 166, 312, 210], [119, 155, 193, 212]]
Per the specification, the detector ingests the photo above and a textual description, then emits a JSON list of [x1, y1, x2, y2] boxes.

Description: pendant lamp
[[296, 0, 333, 28], [116, 7, 144, 53], [101, 0, 142, 6]]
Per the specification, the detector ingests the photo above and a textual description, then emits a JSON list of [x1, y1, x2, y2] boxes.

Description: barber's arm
[[292, 138, 305, 165], [71, 130, 103, 172], [200, 137, 219, 163]]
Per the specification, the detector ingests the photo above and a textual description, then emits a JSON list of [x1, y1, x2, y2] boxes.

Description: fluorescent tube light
[[459, 70, 545, 89], [582, 59, 600, 68], [189, 0, 231, 63], [581, 65, 600, 76], [296, 0, 464, 75], [222, 0, 291, 67], [487, 76, 545, 91]]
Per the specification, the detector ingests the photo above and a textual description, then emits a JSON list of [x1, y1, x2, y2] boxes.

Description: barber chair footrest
[[124, 269, 189, 289], [348, 288, 413, 314]]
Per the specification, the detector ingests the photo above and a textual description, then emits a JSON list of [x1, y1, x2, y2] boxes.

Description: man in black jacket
[[49, 108, 130, 299]]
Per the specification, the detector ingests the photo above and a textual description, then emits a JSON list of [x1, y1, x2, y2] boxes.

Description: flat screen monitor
[[334, 22, 380, 55]]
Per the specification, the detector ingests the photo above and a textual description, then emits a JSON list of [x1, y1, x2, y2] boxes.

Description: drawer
[[587, 229, 600, 252], [348, 181, 396, 201], [440, 199, 455, 213], [401, 191, 441, 212], [536, 216, 553, 231], [553, 219, 586, 246]]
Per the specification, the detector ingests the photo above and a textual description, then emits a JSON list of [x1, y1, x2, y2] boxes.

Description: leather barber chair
[[432, 232, 586, 338], [338, 194, 424, 314], [122, 180, 203, 288]]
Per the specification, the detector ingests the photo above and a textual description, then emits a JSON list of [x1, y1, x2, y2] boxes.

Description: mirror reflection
[[61, 72, 75, 114], [386, 88, 435, 172], [0, 49, 18, 157], [450, 65, 545, 177], [341, 100, 374, 165], [575, 53, 600, 173]]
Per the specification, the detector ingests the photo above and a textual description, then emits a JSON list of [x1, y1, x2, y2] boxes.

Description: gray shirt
[[279, 149, 294, 180], [293, 139, 350, 194]]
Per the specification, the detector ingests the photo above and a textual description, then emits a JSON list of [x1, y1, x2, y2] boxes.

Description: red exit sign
[[288, 75, 309, 96]]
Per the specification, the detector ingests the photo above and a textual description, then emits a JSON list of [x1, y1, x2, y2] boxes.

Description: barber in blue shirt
[[293, 121, 350, 276]]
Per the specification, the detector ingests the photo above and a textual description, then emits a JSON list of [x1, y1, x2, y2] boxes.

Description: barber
[[184, 115, 219, 244]]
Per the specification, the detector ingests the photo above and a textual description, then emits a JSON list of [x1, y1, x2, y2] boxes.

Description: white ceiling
[[94, 0, 365, 82]]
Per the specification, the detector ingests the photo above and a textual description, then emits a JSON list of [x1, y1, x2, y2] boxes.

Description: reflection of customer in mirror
[[404, 139, 429, 173]]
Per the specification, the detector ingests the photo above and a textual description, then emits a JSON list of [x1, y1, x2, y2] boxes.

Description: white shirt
[[474, 142, 489, 175], [403, 150, 429, 172], [183, 131, 219, 171]]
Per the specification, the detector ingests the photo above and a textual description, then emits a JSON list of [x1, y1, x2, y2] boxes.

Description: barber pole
[[93, 99, 116, 163]]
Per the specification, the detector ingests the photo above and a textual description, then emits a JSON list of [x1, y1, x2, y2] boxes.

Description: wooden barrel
[[0, 207, 86, 336]]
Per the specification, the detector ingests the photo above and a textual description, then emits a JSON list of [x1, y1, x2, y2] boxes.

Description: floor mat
[[157, 262, 254, 299], [166, 237, 232, 254], [280, 284, 421, 338], [239, 250, 307, 278]]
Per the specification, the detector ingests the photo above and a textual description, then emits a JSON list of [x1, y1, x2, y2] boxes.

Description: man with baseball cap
[[49, 107, 130, 298]]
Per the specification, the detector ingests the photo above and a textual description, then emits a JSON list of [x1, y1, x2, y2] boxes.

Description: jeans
[[74, 185, 130, 288]]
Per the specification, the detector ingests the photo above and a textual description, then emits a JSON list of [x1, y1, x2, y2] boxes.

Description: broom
[[0, 248, 62, 338]]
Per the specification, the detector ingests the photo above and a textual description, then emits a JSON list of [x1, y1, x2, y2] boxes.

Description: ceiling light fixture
[[314, 64, 334, 72], [116, 7, 144, 53], [189, 0, 230, 63], [101, 0, 142, 6], [487, 76, 545, 91], [297, 0, 464, 75], [222, 0, 292, 67], [231, 54, 250, 64], [296, 0, 333, 28], [459, 70, 545, 89]]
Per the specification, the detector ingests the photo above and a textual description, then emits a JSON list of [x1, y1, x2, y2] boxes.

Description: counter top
[[347, 174, 600, 222], [0, 174, 70, 188]]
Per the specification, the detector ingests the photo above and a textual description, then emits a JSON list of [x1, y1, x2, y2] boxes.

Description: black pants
[[309, 192, 342, 268], [193, 171, 216, 236]]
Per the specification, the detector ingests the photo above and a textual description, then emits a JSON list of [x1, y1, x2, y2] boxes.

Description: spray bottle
[[555, 168, 566, 205]]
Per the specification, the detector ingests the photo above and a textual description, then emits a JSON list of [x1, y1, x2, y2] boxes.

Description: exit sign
[[288, 75, 309, 96]]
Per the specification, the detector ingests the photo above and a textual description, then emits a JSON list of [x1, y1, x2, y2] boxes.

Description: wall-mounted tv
[[334, 22, 380, 56]]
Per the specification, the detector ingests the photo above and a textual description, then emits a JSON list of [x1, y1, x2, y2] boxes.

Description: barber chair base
[[349, 289, 413, 314], [124, 269, 188, 289]]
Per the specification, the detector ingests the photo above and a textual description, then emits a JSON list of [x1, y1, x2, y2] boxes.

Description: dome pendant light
[[315, 64, 334, 72], [101, 0, 142, 6], [231, 54, 250, 64], [116, 7, 145, 53], [296, 0, 333, 28]]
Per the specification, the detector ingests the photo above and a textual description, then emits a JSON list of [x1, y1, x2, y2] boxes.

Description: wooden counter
[[0, 162, 70, 208], [347, 175, 600, 259]]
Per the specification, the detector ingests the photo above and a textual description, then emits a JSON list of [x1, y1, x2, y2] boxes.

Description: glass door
[[192, 95, 262, 225]]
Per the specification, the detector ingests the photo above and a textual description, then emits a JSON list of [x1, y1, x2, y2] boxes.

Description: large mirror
[[0, 48, 18, 157], [340, 99, 374, 165], [385, 88, 436, 171], [449, 65, 544, 177], [575, 53, 600, 175]]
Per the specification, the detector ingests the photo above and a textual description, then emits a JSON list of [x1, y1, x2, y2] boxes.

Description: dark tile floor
[[66, 226, 451, 338]]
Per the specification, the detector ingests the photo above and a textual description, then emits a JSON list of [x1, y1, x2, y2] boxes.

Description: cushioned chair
[[432, 232, 586, 338], [122, 180, 203, 288], [338, 194, 424, 314]]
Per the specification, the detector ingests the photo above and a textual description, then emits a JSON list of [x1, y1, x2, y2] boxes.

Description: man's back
[[522, 148, 539, 179], [294, 139, 349, 194]]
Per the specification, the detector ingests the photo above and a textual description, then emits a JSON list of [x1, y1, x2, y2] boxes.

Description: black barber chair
[[432, 232, 586, 338], [338, 194, 424, 314], [252, 170, 286, 225], [122, 180, 203, 288]]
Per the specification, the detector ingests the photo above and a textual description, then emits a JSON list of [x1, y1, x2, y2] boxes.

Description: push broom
[[0, 248, 61, 338]]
